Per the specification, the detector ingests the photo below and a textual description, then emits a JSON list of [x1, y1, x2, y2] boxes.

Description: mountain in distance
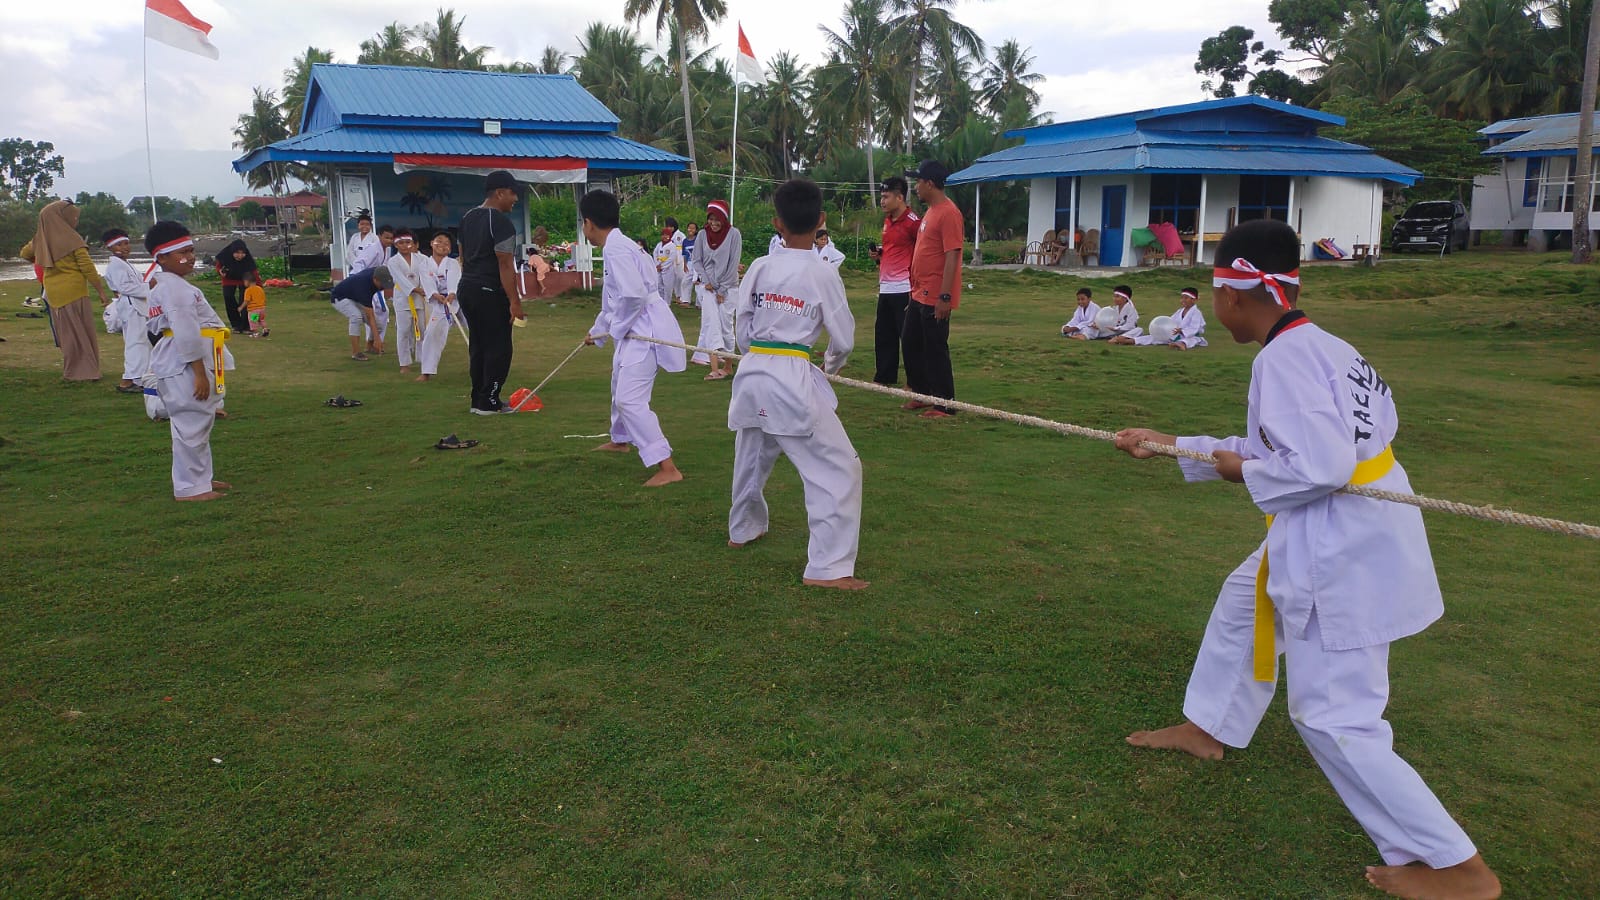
[[55, 148, 254, 204]]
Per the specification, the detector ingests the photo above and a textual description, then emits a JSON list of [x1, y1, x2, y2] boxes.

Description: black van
[[1390, 200, 1470, 253]]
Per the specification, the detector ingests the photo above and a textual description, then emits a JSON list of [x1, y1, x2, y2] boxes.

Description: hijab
[[27, 200, 86, 270], [214, 239, 257, 278], [703, 200, 731, 251]]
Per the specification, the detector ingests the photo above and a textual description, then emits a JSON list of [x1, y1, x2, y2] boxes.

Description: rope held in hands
[[627, 333, 1600, 541]]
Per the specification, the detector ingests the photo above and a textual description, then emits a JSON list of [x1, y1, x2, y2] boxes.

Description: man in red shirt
[[869, 176, 920, 386], [903, 160, 964, 418]]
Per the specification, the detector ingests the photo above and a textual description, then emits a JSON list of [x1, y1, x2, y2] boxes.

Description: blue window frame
[[1053, 176, 1078, 239], [1237, 175, 1290, 223], [1523, 158, 1542, 208], [1148, 174, 1202, 232]]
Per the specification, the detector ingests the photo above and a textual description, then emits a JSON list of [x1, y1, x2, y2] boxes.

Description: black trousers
[[902, 301, 955, 412], [458, 281, 513, 410], [221, 284, 249, 332], [874, 291, 910, 385]]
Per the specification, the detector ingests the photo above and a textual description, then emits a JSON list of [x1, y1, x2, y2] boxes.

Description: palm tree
[[358, 22, 418, 66], [1428, 0, 1545, 121], [233, 87, 290, 191], [885, 0, 985, 155], [623, 0, 730, 185], [818, 0, 899, 202], [574, 23, 652, 135], [1574, 0, 1600, 262], [539, 45, 567, 74], [979, 40, 1043, 120], [1536, 0, 1594, 114], [417, 8, 491, 70], [280, 46, 335, 134], [1319, 0, 1435, 105], [761, 52, 811, 176]]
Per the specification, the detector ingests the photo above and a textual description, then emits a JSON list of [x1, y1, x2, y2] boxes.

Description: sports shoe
[[469, 406, 501, 416]]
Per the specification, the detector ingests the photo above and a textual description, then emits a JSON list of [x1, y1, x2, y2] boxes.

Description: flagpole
[[142, 9, 159, 226], [729, 72, 740, 226]]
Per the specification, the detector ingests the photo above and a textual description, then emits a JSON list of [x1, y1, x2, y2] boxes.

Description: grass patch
[[2, 251, 1598, 896]]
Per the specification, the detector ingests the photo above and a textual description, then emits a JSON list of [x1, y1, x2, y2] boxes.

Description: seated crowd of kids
[[95, 192, 1502, 899], [1060, 284, 1208, 349]]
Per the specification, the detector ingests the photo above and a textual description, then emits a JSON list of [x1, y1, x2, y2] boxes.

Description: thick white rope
[[629, 334, 1600, 541]]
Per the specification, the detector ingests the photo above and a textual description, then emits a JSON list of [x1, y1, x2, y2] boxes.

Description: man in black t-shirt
[[457, 170, 525, 413]]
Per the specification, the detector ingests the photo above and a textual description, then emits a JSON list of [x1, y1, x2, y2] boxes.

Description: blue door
[[1100, 185, 1126, 266]]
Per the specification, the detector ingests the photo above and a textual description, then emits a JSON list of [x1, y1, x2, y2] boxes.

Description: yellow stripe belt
[[748, 340, 811, 359], [162, 327, 230, 397]]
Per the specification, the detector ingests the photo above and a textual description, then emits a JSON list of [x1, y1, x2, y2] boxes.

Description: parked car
[[1390, 200, 1470, 253]]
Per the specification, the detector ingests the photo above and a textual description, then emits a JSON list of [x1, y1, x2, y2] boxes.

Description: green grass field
[[2, 252, 1597, 897]]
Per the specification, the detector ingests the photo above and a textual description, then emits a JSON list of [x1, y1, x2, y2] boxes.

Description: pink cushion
[[1148, 222, 1186, 257]]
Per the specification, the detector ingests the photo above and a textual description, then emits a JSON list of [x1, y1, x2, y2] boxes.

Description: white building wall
[[1026, 177, 1056, 245], [1471, 160, 1535, 231], [1298, 177, 1383, 258]]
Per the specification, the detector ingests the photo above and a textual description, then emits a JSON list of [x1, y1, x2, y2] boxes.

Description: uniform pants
[[874, 291, 910, 385], [729, 407, 862, 581], [155, 367, 219, 498], [120, 307, 151, 381], [609, 355, 671, 467], [902, 301, 955, 411], [459, 282, 512, 411], [419, 302, 460, 376], [395, 298, 423, 367], [1183, 549, 1478, 869], [676, 269, 695, 305]]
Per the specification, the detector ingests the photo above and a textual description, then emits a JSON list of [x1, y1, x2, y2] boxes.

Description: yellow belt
[[1253, 444, 1395, 681], [407, 290, 424, 341], [747, 340, 812, 359], [162, 327, 230, 396]]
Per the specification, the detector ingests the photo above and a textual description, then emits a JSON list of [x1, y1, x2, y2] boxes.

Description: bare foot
[[176, 491, 223, 502], [644, 467, 684, 487], [592, 441, 633, 452], [728, 533, 766, 548], [211, 481, 232, 491], [803, 575, 871, 590], [1125, 721, 1225, 760], [214, 409, 229, 419], [399, 366, 409, 374], [413, 375, 431, 382], [1366, 854, 1501, 900]]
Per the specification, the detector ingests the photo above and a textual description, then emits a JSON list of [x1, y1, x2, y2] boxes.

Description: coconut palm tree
[[1536, 0, 1594, 114], [1573, 0, 1600, 262], [574, 23, 652, 136], [979, 40, 1043, 120], [417, 8, 491, 70], [622, 0, 729, 185], [760, 52, 811, 177], [885, 0, 985, 155], [1428, 0, 1546, 121], [280, 46, 335, 134], [233, 87, 289, 191], [818, 0, 899, 202], [539, 45, 567, 75], [1319, 0, 1434, 105], [358, 22, 418, 66]]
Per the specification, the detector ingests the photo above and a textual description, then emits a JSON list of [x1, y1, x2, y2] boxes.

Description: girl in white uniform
[[416, 232, 462, 382], [689, 200, 741, 379], [729, 179, 866, 590], [1114, 219, 1499, 900], [580, 191, 688, 488], [143, 222, 234, 502], [386, 229, 427, 373]]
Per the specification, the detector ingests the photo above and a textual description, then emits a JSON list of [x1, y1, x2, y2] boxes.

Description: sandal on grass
[[434, 434, 479, 450], [351, 352, 370, 361], [323, 395, 363, 408], [704, 371, 728, 381]]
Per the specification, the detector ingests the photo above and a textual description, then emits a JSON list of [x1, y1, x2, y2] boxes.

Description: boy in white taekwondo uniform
[[580, 190, 688, 488], [814, 229, 846, 269], [386, 229, 427, 373], [1114, 219, 1500, 900], [1114, 287, 1208, 349], [652, 221, 684, 307], [1060, 287, 1100, 338], [143, 221, 234, 502], [345, 214, 383, 276], [102, 229, 152, 394], [728, 179, 867, 591], [1086, 285, 1141, 339], [416, 231, 462, 382]]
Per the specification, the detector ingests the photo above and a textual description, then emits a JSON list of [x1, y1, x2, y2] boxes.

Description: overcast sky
[[4, 0, 1281, 200]]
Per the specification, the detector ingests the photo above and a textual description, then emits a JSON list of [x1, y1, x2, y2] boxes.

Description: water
[[1, 257, 158, 284]]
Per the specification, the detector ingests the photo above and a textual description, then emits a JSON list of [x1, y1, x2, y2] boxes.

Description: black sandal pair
[[323, 395, 363, 408], [434, 434, 479, 450]]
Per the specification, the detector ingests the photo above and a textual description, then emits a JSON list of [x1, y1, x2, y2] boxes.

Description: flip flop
[[323, 395, 364, 408], [115, 383, 143, 394], [703, 371, 728, 381], [434, 434, 479, 450]]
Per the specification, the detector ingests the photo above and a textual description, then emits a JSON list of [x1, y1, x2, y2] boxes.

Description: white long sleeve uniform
[[346, 232, 382, 275], [147, 271, 235, 499], [417, 254, 462, 376], [815, 242, 846, 269], [386, 251, 428, 367], [105, 255, 152, 382], [1135, 304, 1207, 347], [1061, 301, 1100, 335], [589, 230, 687, 468], [652, 239, 683, 307], [728, 246, 862, 581], [1170, 315, 1474, 870]]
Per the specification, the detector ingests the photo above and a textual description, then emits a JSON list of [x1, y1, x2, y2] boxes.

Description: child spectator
[[102, 229, 153, 391], [1061, 288, 1100, 338], [242, 272, 268, 338], [814, 229, 845, 268], [212, 239, 258, 334], [1112, 287, 1206, 349]]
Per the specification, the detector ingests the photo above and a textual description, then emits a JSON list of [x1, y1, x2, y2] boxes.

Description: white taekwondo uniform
[[588, 230, 688, 468], [104, 254, 152, 383], [1135, 304, 1208, 348], [417, 253, 462, 377], [728, 246, 862, 582], [1087, 298, 1141, 339], [147, 270, 235, 499], [1061, 300, 1100, 336], [1170, 313, 1475, 870], [345, 231, 382, 276], [386, 250, 428, 368]]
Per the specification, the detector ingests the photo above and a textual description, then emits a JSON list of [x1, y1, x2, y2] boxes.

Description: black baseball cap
[[905, 160, 950, 188], [484, 170, 521, 194]]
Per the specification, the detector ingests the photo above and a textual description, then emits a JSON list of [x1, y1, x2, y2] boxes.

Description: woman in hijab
[[20, 200, 111, 381], [688, 200, 741, 381], [213, 239, 260, 333]]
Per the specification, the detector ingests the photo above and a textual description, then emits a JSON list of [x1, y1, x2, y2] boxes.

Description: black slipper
[[434, 434, 479, 450], [323, 395, 364, 408]]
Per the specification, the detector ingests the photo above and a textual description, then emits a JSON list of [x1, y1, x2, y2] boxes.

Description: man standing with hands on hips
[[457, 170, 525, 415], [902, 160, 963, 418]]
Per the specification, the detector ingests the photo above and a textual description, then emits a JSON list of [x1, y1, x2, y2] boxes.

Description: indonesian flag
[[146, 0, 219, 60], [736, 24, 764, 85]]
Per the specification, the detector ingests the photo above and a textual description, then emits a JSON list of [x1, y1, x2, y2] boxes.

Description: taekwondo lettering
[[1346, 357, 1390, 445]]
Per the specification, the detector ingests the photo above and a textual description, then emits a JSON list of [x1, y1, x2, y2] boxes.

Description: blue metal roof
[[232, 125, 688, 174], [1479, 111, 1600, 139], [1482, 114, 1600, 158], [300, 64, 618, 133], [950, 97, 1418, 186]]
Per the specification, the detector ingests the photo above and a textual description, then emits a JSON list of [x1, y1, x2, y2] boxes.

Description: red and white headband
[[1179, 288, 1198, 299], [152, 236, 193, 256], [104, 235, 130, 248], [1213, 258, 1298, 309], [1112, 289, 1130, 301]]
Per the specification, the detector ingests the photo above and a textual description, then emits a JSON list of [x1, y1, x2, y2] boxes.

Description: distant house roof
[[222, 192, 326, 210], [1481, 112, 1600, 158], [233, 64, 686, 177], [949, 96, 1420, 187]]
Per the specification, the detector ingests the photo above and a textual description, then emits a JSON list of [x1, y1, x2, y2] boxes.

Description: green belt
[[748, 340, 811, 358]]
